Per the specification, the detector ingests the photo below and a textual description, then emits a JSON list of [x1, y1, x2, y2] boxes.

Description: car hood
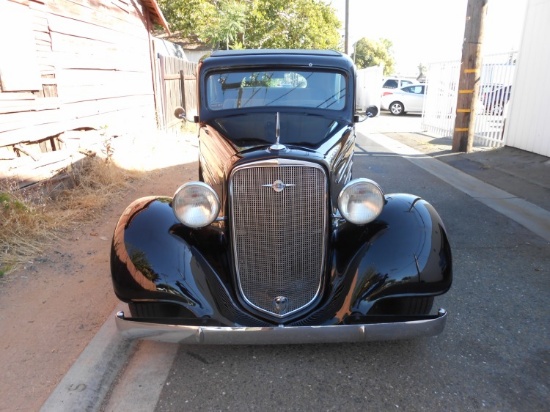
[[208, 112, 350, 151]]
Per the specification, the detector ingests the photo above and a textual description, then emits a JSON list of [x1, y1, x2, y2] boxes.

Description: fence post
[[179, 69, 186, 115]]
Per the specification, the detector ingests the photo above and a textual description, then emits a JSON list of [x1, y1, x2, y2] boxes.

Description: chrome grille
[[230, 161, 327, 319]]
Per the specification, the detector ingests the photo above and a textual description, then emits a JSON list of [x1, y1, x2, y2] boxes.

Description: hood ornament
[[270, 112, 287, 151]]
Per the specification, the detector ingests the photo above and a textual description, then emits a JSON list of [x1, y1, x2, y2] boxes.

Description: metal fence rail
[[422, 52, 517, 147]]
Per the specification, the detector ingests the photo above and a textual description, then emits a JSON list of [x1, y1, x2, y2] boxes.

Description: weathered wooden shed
[[0, 0, 178, 183]]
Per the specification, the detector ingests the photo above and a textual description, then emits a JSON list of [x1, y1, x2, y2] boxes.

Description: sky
[[326, 0, 528, 75]]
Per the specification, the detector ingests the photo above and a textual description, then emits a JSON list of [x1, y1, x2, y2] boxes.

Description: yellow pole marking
[[464, 69, 477, 73], [455, 128, 469, 132], [456, 109, 471, 113], [459, 89, 474, 94]]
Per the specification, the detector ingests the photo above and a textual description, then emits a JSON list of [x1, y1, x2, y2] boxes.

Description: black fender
[[110, 193, 451, 325], [110, 197, 241, 324], [332, 193, 452, 315]]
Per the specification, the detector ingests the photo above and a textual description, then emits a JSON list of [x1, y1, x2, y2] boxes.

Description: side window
[[383, 79, 398, 89], [404, 85, 422, 94], [401, 80, 413, 87]]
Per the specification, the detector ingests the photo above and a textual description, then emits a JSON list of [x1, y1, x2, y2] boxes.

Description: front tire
[[129, 302, 192, 318], [369, 296, 434, 315], [389, 101, 405, 115]]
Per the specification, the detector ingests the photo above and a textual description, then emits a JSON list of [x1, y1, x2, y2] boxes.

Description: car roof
[[201, 49, 355, 72], [382, 77, 417, 82], [210, 49, 342, 58]]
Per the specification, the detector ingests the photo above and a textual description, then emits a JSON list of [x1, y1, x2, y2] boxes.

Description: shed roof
[[142, 0, 170, 34]]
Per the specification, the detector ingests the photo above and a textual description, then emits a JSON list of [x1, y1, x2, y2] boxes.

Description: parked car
[[382, 77, 416, 91], [110, 49, 452, 345], [381, 84, 427, 115], [381, 77, 417, 98], [481, 84, 512, 115]]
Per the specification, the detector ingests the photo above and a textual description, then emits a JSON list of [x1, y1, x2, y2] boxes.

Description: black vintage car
[[111, 49, 452, 344]]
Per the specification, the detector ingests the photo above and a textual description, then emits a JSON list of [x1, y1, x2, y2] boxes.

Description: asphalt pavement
[[155, 127, 550, 411], [41, 120, 550, 411]]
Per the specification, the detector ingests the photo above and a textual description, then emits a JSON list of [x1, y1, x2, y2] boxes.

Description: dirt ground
[[0, 132, 198, 411]]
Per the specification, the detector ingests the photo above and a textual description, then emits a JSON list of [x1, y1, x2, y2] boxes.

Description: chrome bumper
[[115, 309, 447, 344]]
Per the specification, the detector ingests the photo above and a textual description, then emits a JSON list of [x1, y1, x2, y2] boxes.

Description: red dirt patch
[[0, 133, 198, 411]]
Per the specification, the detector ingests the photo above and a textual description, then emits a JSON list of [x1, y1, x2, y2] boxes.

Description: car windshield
[[206, 69, 346, 111]]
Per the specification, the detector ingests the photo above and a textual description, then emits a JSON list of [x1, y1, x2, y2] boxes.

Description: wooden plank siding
[[0, 0, 168, 151]]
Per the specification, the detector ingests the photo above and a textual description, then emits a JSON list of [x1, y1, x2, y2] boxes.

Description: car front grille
[[230, 160, 327, 319]]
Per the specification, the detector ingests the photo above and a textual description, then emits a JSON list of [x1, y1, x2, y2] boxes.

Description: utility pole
[[452, 0, 489, 152]]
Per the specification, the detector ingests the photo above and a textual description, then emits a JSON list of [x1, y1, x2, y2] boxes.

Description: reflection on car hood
[[211, 112, 348, 149]]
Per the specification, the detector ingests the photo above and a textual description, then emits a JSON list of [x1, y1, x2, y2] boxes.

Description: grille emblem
[[273, 296, 289, 314], [262, 180, 295, 192]]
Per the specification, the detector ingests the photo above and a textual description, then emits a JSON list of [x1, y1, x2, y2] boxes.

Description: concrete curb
[[366, 132, 550, 243], [40, 304, 136, 412], [102, 340, 179, 411]]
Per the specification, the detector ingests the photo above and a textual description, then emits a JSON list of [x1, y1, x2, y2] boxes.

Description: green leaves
[[159, 0, 341, 51], [199, 1, 247, 49], [352, 37, 395, 74]]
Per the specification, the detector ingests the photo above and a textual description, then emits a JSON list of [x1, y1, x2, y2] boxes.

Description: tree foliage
[[352, 38, 395, 75], [158, 0, 341, 50], [201, 1, 248, 49]]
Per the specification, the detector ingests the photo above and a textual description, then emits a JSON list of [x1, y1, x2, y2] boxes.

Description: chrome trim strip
[[115, 309, 447, 345]]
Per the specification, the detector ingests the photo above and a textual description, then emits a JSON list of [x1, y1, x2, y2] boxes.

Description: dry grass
[[0, 158, 143, 277]]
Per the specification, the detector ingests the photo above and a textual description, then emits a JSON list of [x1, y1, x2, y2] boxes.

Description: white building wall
[[356, 65, 383, 113], [504, 0, 550, 157]]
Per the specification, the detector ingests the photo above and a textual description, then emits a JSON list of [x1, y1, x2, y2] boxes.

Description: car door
[[401, 85, 425, 112]]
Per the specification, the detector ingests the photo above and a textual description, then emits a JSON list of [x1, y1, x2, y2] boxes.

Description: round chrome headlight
[[338, 178, 385, 225], [172, 182, 220, 228]]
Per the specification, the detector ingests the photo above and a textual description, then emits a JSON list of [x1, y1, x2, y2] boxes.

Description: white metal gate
[[421, 52, 518, 147]]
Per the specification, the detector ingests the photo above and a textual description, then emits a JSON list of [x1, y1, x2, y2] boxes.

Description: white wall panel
[[504, 0, 550, 156]]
